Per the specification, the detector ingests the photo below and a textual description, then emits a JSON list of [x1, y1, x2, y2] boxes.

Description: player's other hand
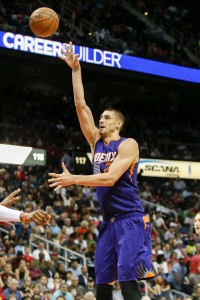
[[59, 41, 80, 70], [21, 210, 51, 226], [48, 162, 72, 191], [0, 188, 21, 208]]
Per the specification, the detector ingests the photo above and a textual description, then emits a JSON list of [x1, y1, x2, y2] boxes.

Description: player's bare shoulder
[[119, 138, 139, 162], [120, 138, 138, 148]]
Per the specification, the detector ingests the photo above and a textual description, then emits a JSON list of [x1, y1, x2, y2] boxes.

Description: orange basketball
[[29, 7, 59, 38]]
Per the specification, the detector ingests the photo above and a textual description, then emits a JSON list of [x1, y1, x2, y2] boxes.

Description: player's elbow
[[75, 101, 86, 110], [106, 174, 118, 186]]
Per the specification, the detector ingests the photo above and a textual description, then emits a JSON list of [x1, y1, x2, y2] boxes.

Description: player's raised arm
[[60, 42, 99, 149]]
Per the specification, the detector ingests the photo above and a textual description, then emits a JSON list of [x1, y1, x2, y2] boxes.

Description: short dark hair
[[104, 108, 125, 125]]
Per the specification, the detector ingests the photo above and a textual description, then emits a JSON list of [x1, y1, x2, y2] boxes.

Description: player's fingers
[[48, 177, 62, 183], [54, 185, 62, 192], [1, 195, 20, 207], [74, 54, 79, 60], [9, 196, 20, 203], [70, 41, 73, 52], [49, 182, 60, 188], [8, 188, 21, 198], [32, 211, 48, 225], [62, 162, 68, 172], [64, 43, 69, 52], [60, 49, 66, 56], [48, 172, 60, 177], [32, 217, 41, 225], [47, 215, 51, 222]]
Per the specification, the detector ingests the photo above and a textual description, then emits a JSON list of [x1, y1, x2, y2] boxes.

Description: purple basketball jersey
[[93, 137, 144, 216]]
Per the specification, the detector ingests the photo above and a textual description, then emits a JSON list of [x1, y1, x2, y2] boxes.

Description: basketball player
[[48, 42, 156, 300], [0, 188, 51, 225], [194, 212, 200, 237]]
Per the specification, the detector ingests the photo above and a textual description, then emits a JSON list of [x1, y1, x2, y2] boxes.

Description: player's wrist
[[72, 65, 80, 72], [20, 212, 29, 223]]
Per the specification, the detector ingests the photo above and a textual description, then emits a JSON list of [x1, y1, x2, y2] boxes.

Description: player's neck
[[103, 134, 121, 145]]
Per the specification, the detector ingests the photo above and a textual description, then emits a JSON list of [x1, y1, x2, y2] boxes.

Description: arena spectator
[[55, 262, 66, 281], [14, 259, 30, 288], [41, 260, 55, 279], [42, 289, 52, 300], [20, 278, 32, 293], [70, 276, 84, 297], [27, 260, 44, 281], [167, 256, 187, 292], [51, 274, 61, 292], [174, 240, 185, 259], [31, 284, 41, 297], [67, 258, 82, 277], [32, 242, 51, 261], [49, 219, 61, 238], [84, 277, 96, 296], [23, 246, 34, 264], [152, 210, 168, 233], [189, 251, 200, 288], [63, 271, 72, 288], [84, 291, 95, 300], [14, 239, 25, 256], [38, 275, 49, 294], [63, 219, 74, 236], [34, 253, 47, 270], [78, 265, 89, 289], [16, 223, 31, 242], [51, 283, 73, 300], [3, 278, 22, 300], [0, 263, 16, 286], [186, 235, 197, 256], [192, 284, 200, 300]]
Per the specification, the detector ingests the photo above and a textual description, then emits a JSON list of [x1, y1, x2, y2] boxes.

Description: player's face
[[99, 111, 118, 136], [194, 213, 200, 236]]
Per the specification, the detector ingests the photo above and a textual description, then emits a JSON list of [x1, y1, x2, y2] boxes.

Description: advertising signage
[[0, 31, 200, 84]]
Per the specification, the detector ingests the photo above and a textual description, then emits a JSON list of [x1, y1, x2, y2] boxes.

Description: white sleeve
[[0, 205, 22, 222]]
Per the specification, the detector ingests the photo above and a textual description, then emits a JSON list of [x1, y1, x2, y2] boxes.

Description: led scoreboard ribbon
[[0, 31, 200, 84]]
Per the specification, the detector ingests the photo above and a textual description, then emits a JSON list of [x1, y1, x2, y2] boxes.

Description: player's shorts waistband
[[103, 210, 144, 223]]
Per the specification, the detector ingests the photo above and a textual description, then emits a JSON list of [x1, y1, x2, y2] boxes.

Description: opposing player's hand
[[0, 188, 21, 208], [48, 162, 73, 191], [22, 210, 51, 226], [59, 41, 80, 70]]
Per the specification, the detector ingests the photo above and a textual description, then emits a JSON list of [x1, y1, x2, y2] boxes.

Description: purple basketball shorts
[[95, 211, 157, 284]]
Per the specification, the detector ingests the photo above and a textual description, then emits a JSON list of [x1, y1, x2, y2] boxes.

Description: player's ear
[[116, 120, 123, 129]]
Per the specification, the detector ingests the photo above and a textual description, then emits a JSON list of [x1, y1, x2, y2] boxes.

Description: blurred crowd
[[133, 0, 199, 50], [0, 0, 200, 67], [0, 88, 200, 162], [0, 163, 200, 300]]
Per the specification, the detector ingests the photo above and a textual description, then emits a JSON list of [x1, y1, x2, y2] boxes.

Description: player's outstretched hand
[[48, 162, 72, 191], [21, 210, 51, 226], [59, 41, 80, 70], [1, 188, 21, 208]]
